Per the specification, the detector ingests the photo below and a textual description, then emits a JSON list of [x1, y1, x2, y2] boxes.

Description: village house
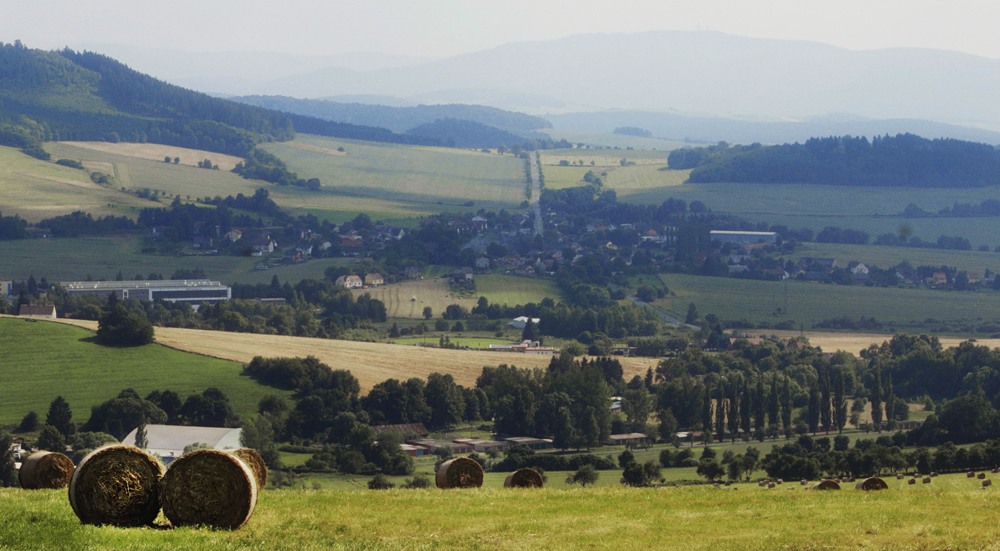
[[335, 275, 364, 289], [224, 229, 243, 242], [364, 273, 384, 286]]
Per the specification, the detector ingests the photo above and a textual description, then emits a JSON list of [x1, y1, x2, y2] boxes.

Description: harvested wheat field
[[61, 142, 244, 171], [748, 330, 1000, 356], [49, 319, 653, 390]]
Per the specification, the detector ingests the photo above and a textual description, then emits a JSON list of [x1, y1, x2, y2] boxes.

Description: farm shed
[[453, 438, 508, 453], [407, 439, 472, 454], [504, 437, 553, 450], [121, 424, 242, 464], [18, 304, 57, 318], [608, 433, 650, 446]]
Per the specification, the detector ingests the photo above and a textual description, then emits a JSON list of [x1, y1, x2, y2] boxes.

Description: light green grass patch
[[474, 274, 562, 306], [0, 317, 288, 425], [657, 273, 1000, 330]]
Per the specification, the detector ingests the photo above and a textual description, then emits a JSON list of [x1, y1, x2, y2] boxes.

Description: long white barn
[[61, 279, 231, 304]]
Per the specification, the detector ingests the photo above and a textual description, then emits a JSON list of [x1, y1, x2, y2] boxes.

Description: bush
[[96, 304, 154, 346], [401, 474, 431, 489], [368, 473, 394, 490]]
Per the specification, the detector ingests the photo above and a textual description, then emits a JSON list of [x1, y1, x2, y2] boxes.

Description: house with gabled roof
[[335, 275, 363, 288], [18, 304, 56, 319]]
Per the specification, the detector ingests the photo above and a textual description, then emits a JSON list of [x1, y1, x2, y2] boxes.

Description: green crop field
[[0, 317, 289, 425], [0, 235, 350, 284], [792, 242, 1000, 274], [0, 146, 158, 222], [473, 274, 561, 306], [655, 273, 1000, 331], [4, 473, 1000, 549], [261, 134, 526, 215]]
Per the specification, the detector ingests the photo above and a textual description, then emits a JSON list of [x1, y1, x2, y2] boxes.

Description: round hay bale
[[800, 479, 807, 485], [758, 481, 767, 487], [503, 468, 543, 488], [983, 479, 993, 488], [907, 478, 916, 485], [435, 457, 484, 489], [922, 477, 931, 484], [160, 449, 257, 530], [724, 481, 731, 486], [855, 477, 888, 491], [896, 474, 904, 480], [68, 445, 164, 527], [19, 451, 74, 490], [767, 482, 776, 489], [231, 448, 268, 489], [808, 479, 841, 491], [776, 479, 783, 485], [992, 468, 999, 474], [967, 471, 976, 478], [931, 472, 938, 477], [978, 473, 986, 480]]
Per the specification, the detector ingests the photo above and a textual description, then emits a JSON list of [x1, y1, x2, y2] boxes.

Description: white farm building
[[61, 279, 232, 304], [121, 424, 242, 463]]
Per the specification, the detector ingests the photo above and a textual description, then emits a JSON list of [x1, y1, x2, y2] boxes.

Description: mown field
[[355, 274, 560, 320], [0, 235, 350, 284], [655, 273, 1000, 333], [261, 134, 526, 217], [0, 146, 157, 222], [0, 317, 288, 426], [4, 474, 1000, 550]]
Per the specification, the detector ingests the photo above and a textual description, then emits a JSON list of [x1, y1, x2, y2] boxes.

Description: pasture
[[0, 235, 350, 284], [261, 134, 526, 214], [655, 273, 1000, 333], [355, 274, 560, 319], [4, 474, 1000, 549], [0, 317, 288, 426], [59, 142, 245, 171], [0, 146, 156, 222]]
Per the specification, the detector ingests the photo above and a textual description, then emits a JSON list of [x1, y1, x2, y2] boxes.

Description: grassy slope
[[261, 134, 525, 216], [0, 234, 351, 283], [0, 146, 158, 223], [0, 317, 288, 425], [4, 475, 1000, 549], [656, 273, 1000, 330]]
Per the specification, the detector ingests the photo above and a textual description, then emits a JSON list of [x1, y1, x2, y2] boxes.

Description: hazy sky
[[5, 0, 1000, 59]]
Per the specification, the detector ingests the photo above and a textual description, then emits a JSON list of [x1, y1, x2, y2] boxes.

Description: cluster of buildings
[[335, 273, 384, 289], [61, 279, 232, 305], [372, 424, 553, 457]]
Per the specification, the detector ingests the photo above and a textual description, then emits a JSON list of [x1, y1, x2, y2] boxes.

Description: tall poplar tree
[[780, 375, 792, 435], [715, 380, 727, 443], [820, 368, 832, 434], [807, 383, 820, 434], [754, 375, 766, 437], [885, 373, 895, 424], [701, 380, 713, 442], [833, 369, 847, 433], [871, 363, 883, 431]]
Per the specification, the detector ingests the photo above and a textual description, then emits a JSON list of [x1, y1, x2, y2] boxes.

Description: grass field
[[0, 146, 157, 222], [4, 473, 1000, 549], [0, 317, 288, 426], [261, 134, 526, 215], [655, 273, 1000, 334], [0, 234, 351, 284], [356, 275, 560, 319], [60, 142, 245, 171], [793, 242, 1000, 273]]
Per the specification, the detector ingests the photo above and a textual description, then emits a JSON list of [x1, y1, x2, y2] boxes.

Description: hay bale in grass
[[776, 479, 783, 484], [69, 445, 163, 527], [983, 479, 993, 488], [968, 471, 976, 478], [435, 457, 484, 489], [978, 473, 986, 480], [800, 479, 807, 485], [503, 468, 543, 488], [908, 478, 916, 485], [922, 477, 931, 484], [808, 480, 841, 491], [992, 468, 998, 474], [758, 481, 767, 487], [896, 474, 904, 480], [855, 477, 888, 491], [231, 448, 267, 489], [19, 451, 74, 490], [160, 449, 257, 530], [931, 472, 938, 477], [767, 482, 775, 489]]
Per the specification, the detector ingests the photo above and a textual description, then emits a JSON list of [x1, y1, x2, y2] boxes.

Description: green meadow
[[792, 242, 1000, 274], [654, 273, 1000, 331], [3, 475, 1000, 550], [0, 317, 288, 425]]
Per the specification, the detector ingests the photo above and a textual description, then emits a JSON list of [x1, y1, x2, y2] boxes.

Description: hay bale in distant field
[[68, 445, 163, 527], [978, 473, 986, 480], [896, 474, 904, 480], [776, 479, 783, 484], [968, 471, 976, 478], [504, 468, 543, 488], [908, 478, 916, 485], [922, 477, 931, 484], [231, 448, 267, 489], [160, 449, 257, 530], [800, 479, 807, 485], [983, 479, 992, 488], [992, 468, 998, 474], [931, 472, 938, 477], [855, 477, 888, 491], [19, 451, 74, 490], [758, 481, 767, 487], [436, 457, 484, 489], [808, 480, 841, 491], [767, 482, 775, 489]]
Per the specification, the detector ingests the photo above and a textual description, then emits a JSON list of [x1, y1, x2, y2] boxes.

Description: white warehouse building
[[61, 279, 232, 304]]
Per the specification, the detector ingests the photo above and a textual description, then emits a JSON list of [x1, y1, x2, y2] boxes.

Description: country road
[[528, 152, 542, 236]]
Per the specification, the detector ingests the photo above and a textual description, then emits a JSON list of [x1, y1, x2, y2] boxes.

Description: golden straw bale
[[435, 457, 484, 489], [18, 451, 74, 490], [503, 468, 543, 488], [160, 449, 257, 530], [68, 445, 164, 527]]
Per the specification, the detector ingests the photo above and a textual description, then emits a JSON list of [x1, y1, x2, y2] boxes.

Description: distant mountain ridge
[[231, 95, 551, 134]]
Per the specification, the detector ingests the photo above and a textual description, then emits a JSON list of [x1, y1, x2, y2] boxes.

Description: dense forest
[[669, 134, 1000, 187], [405, 118, 532, 148]]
